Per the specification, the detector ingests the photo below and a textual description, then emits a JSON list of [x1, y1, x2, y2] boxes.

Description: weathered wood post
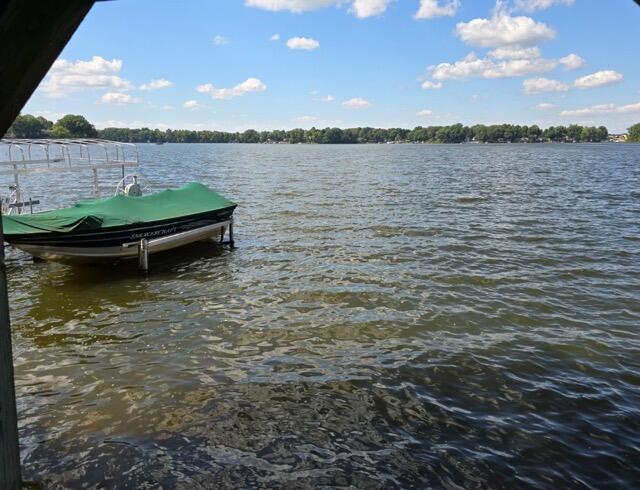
[[0, 213, 20, 488]]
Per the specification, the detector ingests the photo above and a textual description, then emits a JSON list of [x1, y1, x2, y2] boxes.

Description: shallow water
[[7, 143, 640, 488]]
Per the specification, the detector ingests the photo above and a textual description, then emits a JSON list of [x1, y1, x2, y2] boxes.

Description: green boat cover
[[2, 182, 235, 235]]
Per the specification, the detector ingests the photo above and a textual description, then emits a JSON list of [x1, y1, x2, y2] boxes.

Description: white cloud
[[523, 77, 569, 94], [560, 101, 640, 117], [487, 48, 584, 71], [455, 12, 555, 48], [51, 56, 122, 76], [182, 100, 201, 110], [101, 92, 140, 105], [242, 0, 569, 26], [245, 0, 337, 13], [296, 115, 318, 122], [559, 53, 585, 71], [197, 78, 267, 99], [350, 0, 391, 18], [515, 0, 574, 13], [421, 80, 443, 89], [428, 52, 557, 82], [574, 70, 623, 89], [424, 46, 585, 89], [246, 0, 389, 17], [40, 56, 132, 97], [342, 97, 371, 109], [139, 78, 173, 90], [214, 35, 230, 45], [286, 37, 320, 50], [417, 109, 434, 116], [536, 102, 556, 110], [415, 0, 460, 19], [270, 33, 280, 41], [489, 46, 540, 60]]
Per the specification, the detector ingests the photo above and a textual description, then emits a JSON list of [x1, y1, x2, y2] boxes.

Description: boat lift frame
[[0, 138, 139, 213]]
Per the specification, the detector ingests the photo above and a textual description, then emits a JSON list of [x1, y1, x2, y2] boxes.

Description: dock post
[[0, 212, 21, 489], [229, 218, 235, 249], [138, 238, 149, 272]]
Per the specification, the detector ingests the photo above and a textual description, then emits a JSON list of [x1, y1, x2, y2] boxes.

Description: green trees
[[527, 125, 541, 141], [597, 126, 608, 141], [6, 114, 52, 138], [543, 125, 569, 142], [50, 125, 72, 138], [628, 123, 640, 142], [288, 128, 305, 144], [2, 113, 616, 144], [240, 129, 260, 143], [6, 114, 95, 139], [578, 126, 607, 142], [436, 123, 466, 143], [405, 123, 607, 144], [52, 115, 97, 138], [567, 124, 583, 142]]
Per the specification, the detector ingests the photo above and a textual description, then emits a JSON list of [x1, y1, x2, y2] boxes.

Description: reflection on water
[[8, 143, 640, 487]]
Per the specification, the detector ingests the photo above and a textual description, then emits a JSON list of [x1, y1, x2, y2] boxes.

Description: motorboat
[[0, 139, 236, 267]]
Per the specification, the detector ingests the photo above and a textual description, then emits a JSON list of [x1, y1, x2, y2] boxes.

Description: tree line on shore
[[628, 123, 640, 142], [7, 113, 640, 144]]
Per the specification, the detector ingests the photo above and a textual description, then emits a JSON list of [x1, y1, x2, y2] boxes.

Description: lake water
[[7, 143, 640, 488]]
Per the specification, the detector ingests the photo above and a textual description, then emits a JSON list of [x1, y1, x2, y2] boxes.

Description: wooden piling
[[0, 212, 21, 489]]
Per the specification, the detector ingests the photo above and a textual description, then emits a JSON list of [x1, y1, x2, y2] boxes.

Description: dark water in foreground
[[7, 143, 640, 488]]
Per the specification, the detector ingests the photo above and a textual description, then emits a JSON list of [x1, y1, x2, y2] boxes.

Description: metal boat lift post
[[138, 239, 149, 272], [220, 216, 235, 249], [134, 217, 235, 272]]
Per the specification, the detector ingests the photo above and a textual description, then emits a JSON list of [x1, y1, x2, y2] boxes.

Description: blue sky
[[23, 0, 640, 133]]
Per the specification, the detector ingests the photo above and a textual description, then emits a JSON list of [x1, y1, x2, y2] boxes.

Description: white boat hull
[[13, 220, 230, 265]]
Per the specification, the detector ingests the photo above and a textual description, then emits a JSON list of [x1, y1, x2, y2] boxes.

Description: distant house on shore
[[608, 134, 628, 143]]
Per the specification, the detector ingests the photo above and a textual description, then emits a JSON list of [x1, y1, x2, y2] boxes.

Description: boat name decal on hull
[[130, 227, 178, 239]]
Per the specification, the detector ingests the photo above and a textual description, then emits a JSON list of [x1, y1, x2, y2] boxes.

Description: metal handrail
[[0, 138, 141, 208]]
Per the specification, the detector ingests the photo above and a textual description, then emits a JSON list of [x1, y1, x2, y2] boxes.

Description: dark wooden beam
[[0, 226, 19, 489], [0, 0, 95, 138], [0, 1, 95, 488]]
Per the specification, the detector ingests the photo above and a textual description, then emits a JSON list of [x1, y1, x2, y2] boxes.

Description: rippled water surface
[[7, 143, 640, 488]]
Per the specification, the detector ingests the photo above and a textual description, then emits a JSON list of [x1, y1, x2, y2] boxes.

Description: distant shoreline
[[141, 140, 627, 145], [8, 114, 634, 144], [99, 123, 617, 145]]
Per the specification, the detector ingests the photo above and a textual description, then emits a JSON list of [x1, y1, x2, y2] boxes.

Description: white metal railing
[[0, 139, 140, 213]]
